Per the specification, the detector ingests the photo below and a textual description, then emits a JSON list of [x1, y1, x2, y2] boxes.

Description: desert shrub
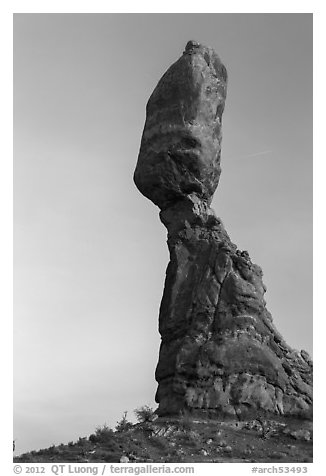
[[77, 437, 88, 446], [134, 405, 157, 423], [89, 433, 97, 443], [48, 445, 60, 454], [96, 423, 113, 435], [115, 411, 133, 432], [91, 424, 115, 444]]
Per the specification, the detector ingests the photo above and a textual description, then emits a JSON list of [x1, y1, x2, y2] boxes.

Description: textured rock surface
[[134, 41, 312, 419], [134, 41, 227, 210]]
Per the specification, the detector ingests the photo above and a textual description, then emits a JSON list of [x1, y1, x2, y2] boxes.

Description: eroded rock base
[[155, 196, 312, 419]]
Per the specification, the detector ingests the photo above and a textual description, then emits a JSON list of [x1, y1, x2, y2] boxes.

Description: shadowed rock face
[[134, 41, 312, 419]]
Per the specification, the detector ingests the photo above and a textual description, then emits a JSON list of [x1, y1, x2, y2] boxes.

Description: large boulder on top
[[134, 41, 227, 210]]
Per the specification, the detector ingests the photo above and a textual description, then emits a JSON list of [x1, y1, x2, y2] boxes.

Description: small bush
[[95, 423, 113, 436], [134, 405, 157, 423], [48, 445, 59, 454], [77, 437, 88, 446], [92, 424, 115, 444], [89, 433, 97, 443], [115, 411, 133, 432]]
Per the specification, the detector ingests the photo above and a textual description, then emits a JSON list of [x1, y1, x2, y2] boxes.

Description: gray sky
[[14, 13, 312, 455]]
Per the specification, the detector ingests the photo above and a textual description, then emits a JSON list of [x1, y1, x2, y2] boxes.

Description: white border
[[3, 2, 323, 474]]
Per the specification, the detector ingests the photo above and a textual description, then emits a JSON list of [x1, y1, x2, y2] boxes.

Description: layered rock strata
[[134, 41, 312, 419]]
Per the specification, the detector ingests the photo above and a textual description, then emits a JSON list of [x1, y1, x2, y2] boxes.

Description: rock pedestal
[[134, 41, 312, 419]]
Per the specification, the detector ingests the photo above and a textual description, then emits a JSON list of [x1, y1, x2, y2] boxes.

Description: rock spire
[[134, 41, 312, 419]]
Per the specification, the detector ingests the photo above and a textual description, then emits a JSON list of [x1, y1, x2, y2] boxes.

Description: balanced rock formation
[[134, 41, 312, 419], [134, 40, 227, 210]]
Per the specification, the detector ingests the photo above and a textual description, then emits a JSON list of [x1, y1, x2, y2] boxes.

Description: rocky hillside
[[14, 412, 312, 463]]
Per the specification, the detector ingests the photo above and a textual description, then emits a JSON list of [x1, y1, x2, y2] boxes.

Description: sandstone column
[[134, 41, 312, 419]]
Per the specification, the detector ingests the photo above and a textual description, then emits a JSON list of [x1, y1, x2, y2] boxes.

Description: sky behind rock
[[14, 13, 312, 455]]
